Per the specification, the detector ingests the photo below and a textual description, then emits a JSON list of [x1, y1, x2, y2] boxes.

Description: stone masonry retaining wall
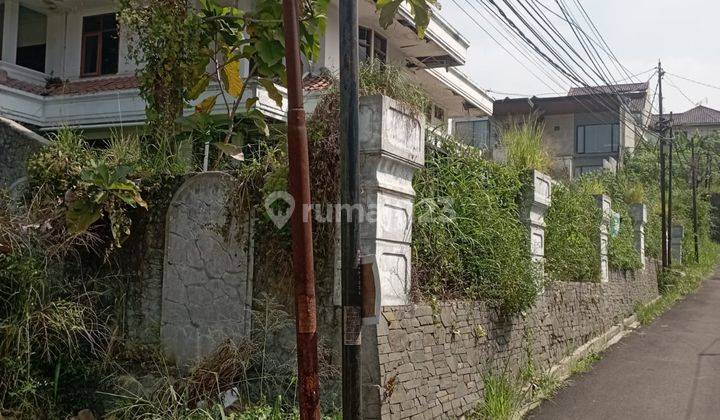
[[0, 117, 47, 189], [362, 261, 659, 419]]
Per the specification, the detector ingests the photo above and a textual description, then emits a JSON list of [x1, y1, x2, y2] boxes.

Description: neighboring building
[[491, 82, 653, 178], [0, 0, 491, 140], [652, 105, 720, 138], [304, 1, 493, 125]]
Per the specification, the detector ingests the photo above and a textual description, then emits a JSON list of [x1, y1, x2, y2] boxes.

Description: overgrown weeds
[[570, 352, 601, 375], [474, 375, 521, 420], [635, 239, 720, 326], [500, 117, 552, 173], [106, 294, 340, 419], [545, 179, 602, 281], [412, 138, 541, 313]]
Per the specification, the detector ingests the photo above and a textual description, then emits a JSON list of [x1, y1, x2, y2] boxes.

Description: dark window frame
[[81, 13, 119, 77], [575, 123, 620, 154], [358, 26, 388, 64]]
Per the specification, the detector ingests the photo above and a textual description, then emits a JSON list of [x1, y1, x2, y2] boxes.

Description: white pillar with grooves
[[358, 94, 425, 306], [522, 170, 552, 276], [596, 194, 612, 283], [671, 224, 684, 265], [630, 203, 647, 269]]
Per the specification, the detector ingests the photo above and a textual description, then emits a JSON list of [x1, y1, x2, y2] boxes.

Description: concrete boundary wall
[[362, 261, 659, 419]]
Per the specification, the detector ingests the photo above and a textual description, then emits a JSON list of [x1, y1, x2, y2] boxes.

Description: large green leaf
[[214, 142, 245, 161], [258, 78, 283, 108], [187, 74, 210, 101], [66, 199, 102, 234], [376, 0, 435, 38], [195, 94, 219, 114]]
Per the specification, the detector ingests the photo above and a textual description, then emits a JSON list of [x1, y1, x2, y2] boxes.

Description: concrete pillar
[[630, 203, 647, 269], [2, 0, 19, 64], [671, 224, 684, 265], [522, 170, 552, 276], [358, 94, 425, 306], [596, 194, 612, 283], [359, 95, 424, 419]]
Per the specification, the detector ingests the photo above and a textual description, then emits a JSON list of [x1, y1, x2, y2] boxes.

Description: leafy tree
[[120, 0, 329, 167], [376, 0, 439, 38]]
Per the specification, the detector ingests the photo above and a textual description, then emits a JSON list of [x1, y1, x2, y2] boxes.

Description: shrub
[[474, 375, 521, 420], [545, 180, 601, 282], [599, 173, 642, 271], [500, 118, 552, 173], [412, 139, 540, 313]]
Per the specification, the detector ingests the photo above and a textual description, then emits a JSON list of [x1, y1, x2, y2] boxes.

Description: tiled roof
[[652, 105, 720, 126], [303, 73, 334, 92], [0, 74, 138, 96], [568, 82, 649, 96]]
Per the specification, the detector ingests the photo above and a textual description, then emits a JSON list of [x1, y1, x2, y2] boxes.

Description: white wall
[[44, 4, 133, 79]]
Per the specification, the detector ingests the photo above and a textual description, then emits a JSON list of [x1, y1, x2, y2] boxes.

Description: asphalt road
[[528, 270, 720, 420]]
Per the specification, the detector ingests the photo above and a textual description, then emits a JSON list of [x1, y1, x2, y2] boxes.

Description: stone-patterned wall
[[0, 117, 47, 189], [362, 261, 659, 419]]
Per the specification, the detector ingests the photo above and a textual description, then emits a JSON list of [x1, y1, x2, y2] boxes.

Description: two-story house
[[0, 0, 492, 139], [653, 105, 720, 138], [490, 82, 653, 178]]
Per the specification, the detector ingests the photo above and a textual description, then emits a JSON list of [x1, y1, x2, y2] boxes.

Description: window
[[454, 119, 490, 149], [16, 6, 47, 72], [358, 26, 387, 64], [433, 105, 445, 121], [373, 33, 387, 63], [576, 123, 619, 154], [81, 13, 119, 77]]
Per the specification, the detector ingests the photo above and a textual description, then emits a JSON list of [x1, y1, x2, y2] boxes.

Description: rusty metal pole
[[281, 0, 321, 418]]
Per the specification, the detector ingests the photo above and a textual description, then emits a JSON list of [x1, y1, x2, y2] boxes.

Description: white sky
[[439, 0, 720, 114]]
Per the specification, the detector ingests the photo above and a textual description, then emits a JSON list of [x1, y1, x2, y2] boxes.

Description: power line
[[665, 72, 720, 91], [665, 74, 698, 108], [472, 0, 655, 136]]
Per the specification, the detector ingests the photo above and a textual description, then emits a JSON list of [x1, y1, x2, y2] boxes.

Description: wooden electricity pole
[[281, 0, 321, 418]]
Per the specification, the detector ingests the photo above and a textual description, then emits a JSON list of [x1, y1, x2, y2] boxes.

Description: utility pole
[[281, 1, 320, 418], [657, 60, 668, 268], [667, 114, 674, 266], [691, 134, 700, 263], [339, 0, 363, 418]]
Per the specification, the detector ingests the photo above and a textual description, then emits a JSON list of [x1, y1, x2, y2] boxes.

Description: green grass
[[474, 375, 521, 420], [635, 239, 720, 326], [570, 352, 601, 375], [500, 118, 552, 173]]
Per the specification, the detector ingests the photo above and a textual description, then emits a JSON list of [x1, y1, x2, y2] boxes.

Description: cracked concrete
[[161, 172, 253, 367]]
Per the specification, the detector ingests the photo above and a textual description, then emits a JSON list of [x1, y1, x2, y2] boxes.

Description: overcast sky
[[440, 0, 720, 114]]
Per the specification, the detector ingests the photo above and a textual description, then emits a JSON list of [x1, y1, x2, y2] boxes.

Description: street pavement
[[528, 269, 720, 420]]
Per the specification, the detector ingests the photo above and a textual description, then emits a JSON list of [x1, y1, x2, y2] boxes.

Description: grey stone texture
[[362, 262, 659, 419], [161, 172, 253, 367], [0, 116, 47, 189]]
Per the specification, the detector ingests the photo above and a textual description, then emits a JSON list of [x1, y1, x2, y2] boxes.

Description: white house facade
[[0, 0, 491, 135]]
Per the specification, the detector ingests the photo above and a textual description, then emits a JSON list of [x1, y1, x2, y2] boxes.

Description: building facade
[[0, 0, 491, 138], [491, 82, 652, 178]]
